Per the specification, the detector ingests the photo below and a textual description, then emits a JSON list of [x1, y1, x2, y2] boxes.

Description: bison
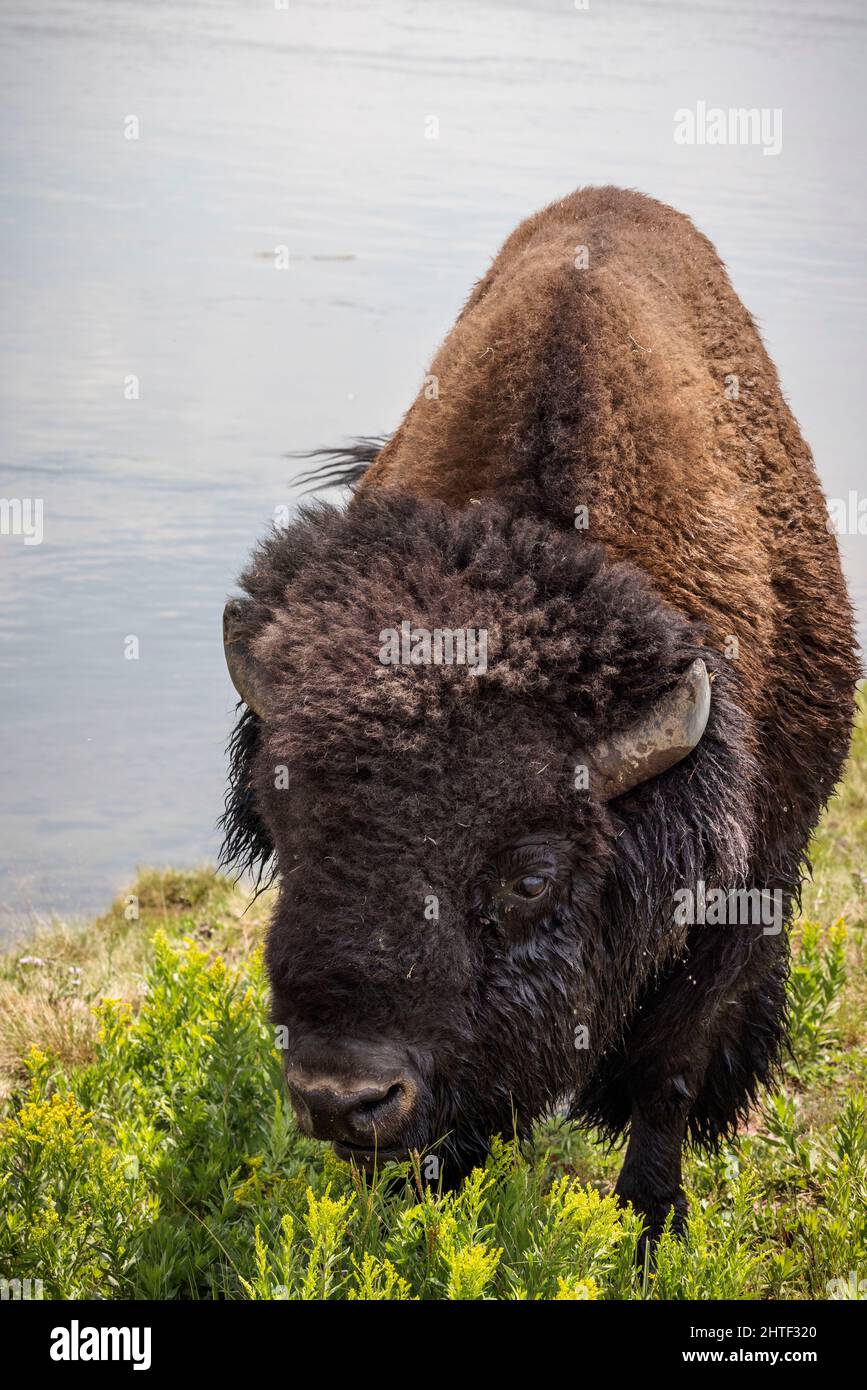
[[221, 186, 858, 1244]]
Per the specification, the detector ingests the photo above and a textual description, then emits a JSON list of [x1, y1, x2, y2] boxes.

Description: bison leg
[[614, 1089, 691, 1256], [609, 931, 788, 1256]]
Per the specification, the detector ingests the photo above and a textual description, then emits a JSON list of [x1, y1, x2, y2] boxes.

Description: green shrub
[[2, 916, 863, 1300]]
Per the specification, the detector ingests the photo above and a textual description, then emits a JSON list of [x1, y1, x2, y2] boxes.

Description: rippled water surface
[[1, 0, 865, 936]]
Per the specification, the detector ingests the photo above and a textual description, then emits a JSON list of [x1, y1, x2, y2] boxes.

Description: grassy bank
[[1, 711, 866, 1300]]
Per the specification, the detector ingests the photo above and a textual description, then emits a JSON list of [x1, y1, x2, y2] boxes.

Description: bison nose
[[286, 1069, 417, 1149]]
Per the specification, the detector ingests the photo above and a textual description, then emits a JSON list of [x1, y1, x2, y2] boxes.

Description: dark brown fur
[[223, 187, 858, 1243]]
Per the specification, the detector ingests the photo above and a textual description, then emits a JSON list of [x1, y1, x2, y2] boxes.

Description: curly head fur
[[221, 491, 762, 1175]]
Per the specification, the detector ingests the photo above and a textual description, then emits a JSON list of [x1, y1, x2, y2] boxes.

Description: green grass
[[1, 706, 866, 1300]]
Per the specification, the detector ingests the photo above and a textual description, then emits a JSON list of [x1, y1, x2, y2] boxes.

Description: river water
[[1, 0, 865, 937]]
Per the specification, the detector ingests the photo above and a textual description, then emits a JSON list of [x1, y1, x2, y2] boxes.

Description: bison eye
[[513, 874, 548, 900]]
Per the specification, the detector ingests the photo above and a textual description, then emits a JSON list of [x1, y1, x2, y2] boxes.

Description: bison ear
[[587, 658, 711, 801], [223, 600, 269, 718]]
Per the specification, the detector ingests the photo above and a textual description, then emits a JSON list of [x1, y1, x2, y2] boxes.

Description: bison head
[[221, 493, 734, 1183]]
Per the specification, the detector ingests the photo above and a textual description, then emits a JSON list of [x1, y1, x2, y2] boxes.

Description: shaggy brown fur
[[223, 187, 858, 1244], [363, 187, 855, 848]]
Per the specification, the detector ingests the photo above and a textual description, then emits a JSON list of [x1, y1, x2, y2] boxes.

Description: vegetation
[[1, 705, 866, 1299]]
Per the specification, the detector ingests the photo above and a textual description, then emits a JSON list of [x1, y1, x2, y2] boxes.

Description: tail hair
[[292, 436, 387, 493]]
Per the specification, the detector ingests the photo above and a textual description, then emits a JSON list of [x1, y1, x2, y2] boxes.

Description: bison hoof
[[615, 1185, 688, 1263]]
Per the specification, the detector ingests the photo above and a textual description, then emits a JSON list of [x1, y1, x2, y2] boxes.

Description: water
[[1, 0, 865, 937]]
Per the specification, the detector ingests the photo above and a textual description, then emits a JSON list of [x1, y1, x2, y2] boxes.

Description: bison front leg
[[614, 1087, 691, 1255]]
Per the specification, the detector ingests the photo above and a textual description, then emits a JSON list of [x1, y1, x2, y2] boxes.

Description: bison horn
[[588, 657, 711, 801], [223, 600, 269, 718]]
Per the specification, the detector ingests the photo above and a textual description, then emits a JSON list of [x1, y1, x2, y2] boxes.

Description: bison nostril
[[358, 1082, 403, 1116], [347, 1081, 407, 1140], [286, 1069, 416, 1147]]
